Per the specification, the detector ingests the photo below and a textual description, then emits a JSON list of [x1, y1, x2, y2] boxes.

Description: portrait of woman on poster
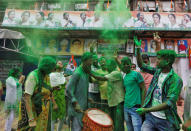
[[164, 40, 175, 50], [3, 10, 17, 25], [179, 14, 191, 28], [150, 40, 157, 53], [168, 14, 179, 28], [19, 11, 31, 26], [152, 13, 165, 28]]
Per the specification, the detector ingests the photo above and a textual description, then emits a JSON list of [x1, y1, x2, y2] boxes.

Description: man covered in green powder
[[66, 52, 92, 131], [120, 56, 146, 131], [18, 56, 56, 131], [88, 54, 101, 108], [134, 34, 183, 131], [93, 56, 109, 113], [51, 60, 67, 131], [90, 58, 125, 131]]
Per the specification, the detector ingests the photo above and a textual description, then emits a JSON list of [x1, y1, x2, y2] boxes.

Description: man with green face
[[66, 52, 93, 131], [88, 54, 100, 108], [90, 58, 125, 131], [121, 56, 146, 131], [134, 35, 183, 131], [93, 56, 109, 113]]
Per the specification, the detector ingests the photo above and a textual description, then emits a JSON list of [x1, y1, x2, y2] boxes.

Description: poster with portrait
[[126, 39, 134, 53], [164, 39, 175, 50], [42, 38, 84, 55], [43, 39, 58, 54], [149, 39, 158, 53], [84, 39, 97, 52], [177, 40, 188, 54], [57, 39, 71, 55], [4, 9, 191, 30], [70, 39, 84, 55], [141, 39, 148, 52]]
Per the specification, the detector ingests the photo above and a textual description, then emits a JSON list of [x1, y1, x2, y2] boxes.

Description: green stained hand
[[188, 126, 191, 131], [136, 108, 148, 115], [134, 36, 142, 47]]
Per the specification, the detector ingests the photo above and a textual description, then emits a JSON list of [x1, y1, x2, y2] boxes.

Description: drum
[[82, 108, 113, 131]]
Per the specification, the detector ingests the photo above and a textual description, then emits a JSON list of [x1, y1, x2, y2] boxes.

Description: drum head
[[87, 109, 112, 126]]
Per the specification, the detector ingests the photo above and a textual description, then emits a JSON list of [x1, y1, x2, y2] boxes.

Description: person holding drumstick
[[90, 58, 125, 131], [66, 52, 93, 131]]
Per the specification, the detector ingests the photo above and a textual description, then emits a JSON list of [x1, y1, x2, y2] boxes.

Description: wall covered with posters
[[36, 38, 97, 56], [3, 9, 191, 30], [29, 37, 191, 57], [139, 38, 191, 57]]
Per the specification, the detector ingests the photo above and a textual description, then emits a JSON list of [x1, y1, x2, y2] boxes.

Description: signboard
[[97, 40, 126, 54], [75, 4, 88, 10], [3, 9, 191, 30]]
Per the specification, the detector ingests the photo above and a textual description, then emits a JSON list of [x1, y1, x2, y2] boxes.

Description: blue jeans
[[141, 113, 179, 131], [124, 107, 142, 131], [71, 116, 82, 131]]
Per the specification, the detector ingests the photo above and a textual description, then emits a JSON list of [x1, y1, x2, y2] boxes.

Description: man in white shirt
[[60, 12, 75, 27]]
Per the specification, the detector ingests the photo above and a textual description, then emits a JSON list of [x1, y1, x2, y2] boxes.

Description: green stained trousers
[[109, 102, 124, 131]]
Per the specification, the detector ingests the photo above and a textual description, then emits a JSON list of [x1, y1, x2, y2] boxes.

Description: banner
[[139, 38, 190, 56], [3, 9, 191, 30], [40, 38, 84, 55]]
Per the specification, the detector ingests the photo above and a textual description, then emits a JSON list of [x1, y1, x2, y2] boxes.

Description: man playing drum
[[66, 52, 93, 131]]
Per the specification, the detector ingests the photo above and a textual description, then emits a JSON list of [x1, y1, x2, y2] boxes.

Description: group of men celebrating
[[3, 33, 184, 131], [67, 33, 183, 131]]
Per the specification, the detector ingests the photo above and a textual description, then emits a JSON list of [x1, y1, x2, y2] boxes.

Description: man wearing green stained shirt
[[66, 52, 92, 131], [121, 56, 146, 131], [90, 58, 125, 131], [134, 34, 183, 131], [94, 56, 109, 113]]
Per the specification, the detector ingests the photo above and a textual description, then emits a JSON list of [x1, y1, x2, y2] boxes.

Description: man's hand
[[136, 108, 149, 115], [53, 103, 58, 110], [88, 98, 94, 103], [153, 32, 161, 43], [74, 103, 83, 113], [134, 36, 141, 47], [188, 126, 191, 131], [19, 75, 25, 84], [29, 119, 37, 128]]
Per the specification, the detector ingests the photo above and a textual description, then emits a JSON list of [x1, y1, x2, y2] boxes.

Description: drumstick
[[89, 101, 108, 105]]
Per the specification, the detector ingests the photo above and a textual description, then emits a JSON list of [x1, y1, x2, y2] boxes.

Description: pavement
[[0, 100, 185, 131]]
